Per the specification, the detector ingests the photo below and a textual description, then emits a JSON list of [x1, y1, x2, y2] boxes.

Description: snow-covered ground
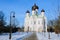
[[0, 32, 60, 40], [0, 32, 33, 40], [36, 32, 60, 40]]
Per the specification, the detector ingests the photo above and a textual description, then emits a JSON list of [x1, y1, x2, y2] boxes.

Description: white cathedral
[[24, 4, 47, 32]]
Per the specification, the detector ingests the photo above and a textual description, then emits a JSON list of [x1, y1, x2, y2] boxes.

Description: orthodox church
[[24, 4, 47, 32]]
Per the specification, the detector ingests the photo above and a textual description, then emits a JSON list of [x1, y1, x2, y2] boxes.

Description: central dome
[[32, 4, 39, 10]]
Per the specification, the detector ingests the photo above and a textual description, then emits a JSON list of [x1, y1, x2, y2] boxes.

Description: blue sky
[[0, 0, 60, 27]]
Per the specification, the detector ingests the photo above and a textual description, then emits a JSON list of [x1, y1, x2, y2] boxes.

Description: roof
[[41, 9, 45, 12], [32, 4, 39, 10], [26, 10, 30, 13]]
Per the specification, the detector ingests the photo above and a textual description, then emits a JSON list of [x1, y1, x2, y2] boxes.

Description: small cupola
[[26, 10, 30, 13], [41, 9, 45, 12], [26, 10, 30, 17]]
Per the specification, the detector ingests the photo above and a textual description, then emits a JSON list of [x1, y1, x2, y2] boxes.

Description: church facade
[[24, 4, 47, 32]]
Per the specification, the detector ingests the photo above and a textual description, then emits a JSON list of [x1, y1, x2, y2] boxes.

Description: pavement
[[23, 33, 38, 40]]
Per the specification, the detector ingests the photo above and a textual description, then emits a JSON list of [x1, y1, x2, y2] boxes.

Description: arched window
[[34, 21, 36, 24], [38, 21, 40, 24], [31, 21, 32, 24]]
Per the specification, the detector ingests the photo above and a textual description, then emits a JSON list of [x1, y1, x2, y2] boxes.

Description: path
[[23, 33, 38, 40]]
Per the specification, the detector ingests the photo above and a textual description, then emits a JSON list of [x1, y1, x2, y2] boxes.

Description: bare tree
[[0, 11, 6, 27]]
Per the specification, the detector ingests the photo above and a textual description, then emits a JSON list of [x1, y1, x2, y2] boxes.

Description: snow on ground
[[12, 32, 33, 40], [0, 32, 60, 40], [0, 33, 9, 40], [0, 32, 33, 40], [36, 32, 60, 40]]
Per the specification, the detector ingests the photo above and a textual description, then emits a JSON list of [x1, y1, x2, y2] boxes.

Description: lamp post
[[9, 11, 15, 40], [12, 12, 15, 27], [9, 12, 12, 40]]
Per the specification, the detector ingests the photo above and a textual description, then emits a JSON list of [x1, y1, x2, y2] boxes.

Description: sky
[[0, 0, 60, 27]]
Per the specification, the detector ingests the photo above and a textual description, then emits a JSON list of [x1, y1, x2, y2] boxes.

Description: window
[[31, 21, 32, 24], [38, 21, 40, 24], [34, 21, 36, 24]]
